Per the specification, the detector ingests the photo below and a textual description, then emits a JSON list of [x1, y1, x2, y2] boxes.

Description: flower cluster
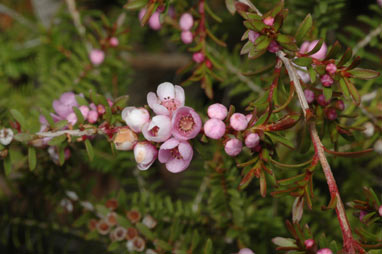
[[119, 82, 202, 173], [303, 89, 345, 121], [204, 103, 260, 157]]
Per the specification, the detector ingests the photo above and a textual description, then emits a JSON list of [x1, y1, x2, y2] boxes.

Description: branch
[[353, 24, 382, 55], [36, 128, 97, 137]]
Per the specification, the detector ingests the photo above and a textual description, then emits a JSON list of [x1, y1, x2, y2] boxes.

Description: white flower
[[122, 107, 150, 133], [142, 115, 172, 142], [134, 142, 158, 170], [0, 128, 14, 146], [147, 82, 185, 116]]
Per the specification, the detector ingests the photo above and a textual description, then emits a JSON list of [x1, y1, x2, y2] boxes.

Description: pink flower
[[238, 248, 254, 254], [192, 52, 205, 63], [207, 103, 227, 120], [296, 66, 311, 84], [134, 141, 158, 170], [268, 40, 280, 53], [181, 30, 193, 44], [147, 82, 185, 116], [248, 30, 259, 43], [300, 40, 327, 60], [378, 205, 382, 217], [52, 92, 79, 120], [122, 107, 150, 133], [109, 37, 119, 47], [89, 49, 105, 65], [304, 89, 315, 104], [66, 112, 77, 125], [142, 115, 172, 142], [304, 239, 315, 248], [230, 113, 248, 131], [158, 138, 193, 173], [87, 110, 98, 123], [179, 13, 193, 31], [321, 74, 333, 87], [325, 108, 337, 121], [326, 63, 337, 74], [79, 105, 90, 118], [114, 127, 138, 151], [0, 128, 13, 146], [171, 106, 202, 140], [263, 16, 274, 26], [245, 133, 260, 148], [97, 104, 106, 115], [224, 138, 242, 156], [316, 94, 330, 106], [204, 118, 226, 139], [317, 248, 333, 254]]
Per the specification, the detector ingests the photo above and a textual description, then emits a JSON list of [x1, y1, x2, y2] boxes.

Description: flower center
[[170, 147, 183, 160], [178, 114, 194, 133], [161, 99, 179, 113], [149, 126, 159, 136]]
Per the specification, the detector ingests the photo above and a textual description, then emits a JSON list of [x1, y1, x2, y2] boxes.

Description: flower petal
[[157, 82, 175, 101], [166, 159, 189, 173], [160, 138, 179, 150], [174, 85, 185, 106], [178, 141, 193, 161], [147, 92, 169, 115], [158, 148, 172, 163]]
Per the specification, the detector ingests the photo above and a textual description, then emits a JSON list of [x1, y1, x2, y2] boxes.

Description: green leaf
[[28, 147, 37, 171], [276, 34, 296, 44], [85, 139, 94, 161], [225, 0, 236, 14], [107, 241, 119, 252], [54, 120, 68, 129], [136, 223, 155, 240], [348, 68, 380, 80], [337, 47, 352, 67], [95, 204, 109, 216], [10, 109, 26, 131], [204, 239, 213, 254], [264, 132, 294, 149], [3, 156, 11, 176], [40, 108, 55, 127], [48, 135, 66, 146], [324, 41, 342, 60], [14, 133, 33, 142], [295, 14, 312, 43], [205, 3, 222, 23], [278, 173, 305, 186], [72, 107, 84, 125], [344, 77, 360, 105], [308, 67, 316, 83], [323, 87, 332, 101], [272, 237, 296, 247], [191, 229, 200, 251], [75, 95, 89, 106], [305, 38, 323, 56], [255, 36, 271, 51], [339, 78, 350, 97], [293, 57, 312, 67], [154, 239, 172, 251], [124, 0, 147, 10], [267, 1, 284, 17]]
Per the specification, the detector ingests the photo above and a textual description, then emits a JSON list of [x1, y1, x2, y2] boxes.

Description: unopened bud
[[114, 127, 138, 151], [374, 139, 382, 154], [106, 212, 117, 226], [122, 107, 150, 133], [325, 108, 338, 121], [87, 110, 99, 123], [204, 119, 226, 139], [230, 113, 248, 131], [109, 37, 119, 47], [207, 103, 228, 120], [304, 239, 315, 248], [326, 63, 337, 74], [317, 248, 333, 254], [192, 52, 205, 63], [363, 122, 375, 137], [321, 74, 334, 87], [106, 199, 118, 210], [378, 205, 382, 217], [127, 210, 141, 224], [89, 49, 105, 66], [179, 13, 193, 31], [263, 16, 274, 26], [245, 133, 260, 148], [304, 89, 315, 104], [0, 128, 14, 146], [181, 30, 193, 44], [238, 248, 254, 254], [248, 30, 259, 43], [224, 138, 243, 157]]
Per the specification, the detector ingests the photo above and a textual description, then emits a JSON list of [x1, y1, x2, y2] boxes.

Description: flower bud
[[126, 227, 138, 240], [109, 37, 119, 47], [181, 30, 193, 44], [335, 100, 345, 111], [179, 13, 193, 31], [134, 142, 158, 170], [268, 41, 280, 53], [106, 199, 118, 210], [321, 74, 334, 87], [89, 49, 105, 65], [66, 112, 77, 125], [304, 239, 315, 248], [378, 205, 382, 217], [79, 105, 89, 118], [326, 63, 337, 74], [238, 248, 254, 254], [317, 248, 333, 254], [245, 133, 260, 148], [114, 127, 138, 151], [205, 59, 213, 69], [224, 138, 242, 157], [0, 128, 14, 146], [149, 12, 161, 30], [142, 215, 157, 229], [263, 16, 274, 26], [325, 108, 338, 121], [106, 212, 117, 226], [207, 103, 228, 120], [192, 52, 205, 63], [248, 30, 259, 43], [127, 210, 141, 223], [303, 40, 327, 60], [87, 110, 99, 123], [359, 210, 367, 221], [204, 118, 226, 139], [304, 89, 315, 104], [230, 113, 248, 131], [363, 122, 375, 137], [316, 94, 330, 106], [122, 107, 150, 133], [374, 139, 382, 154], [97, 104, 106, 115]]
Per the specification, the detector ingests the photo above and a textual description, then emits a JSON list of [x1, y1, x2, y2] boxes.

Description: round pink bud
[[149, 12, 161, 30], [224, 138, 243, 157], [321, 74, 334, 87], [316, 94, 329, 106], [238, 248, 254, 254], [263, 16, 274, 26], [192, 52, 205, 63], [245, 133, 260, 148], [230, 113, 248, 131], [97, 104, 106, 115], [378, 205, 382, 217], [66, 112, 77, 125], [109, 37, 119, 47], [336, 100, 345, 111], [359, 210, 367, 221], [317, 248, 333, 254], [179, 13, 193, 31], [246, 114, 256, 126], [268, 40, 280, 53], [304, 89, 315, 104], [89, 49, 105, 66], [87, 110, 99, 123], [79, 105, 89, 118], [326, 108, 337, 121], [248, 30, 259, 43], [181, 30, 193, 44], [204, 119, 226, 139], [304, 239, 315, 249], [207, 103, 228, 120], [326, 63, 337, 74]]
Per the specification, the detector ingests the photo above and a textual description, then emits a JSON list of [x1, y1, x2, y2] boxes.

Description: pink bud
[[307, 40, 327, 60], [114, 127, 138, 151], [66, 112, 77, 125], [335, 100, 345, 111], [230, 113, 248, 131], [205, 59, 213, 69], [317, 248, 333, 254], [193, 52, 205, 63], [359, 210, 367, 221], [157, 5, 165, 13], [122, 107, 150, 133], [107, 99, 113, 107], [378, 205, 382, 216], [134, 141, 158, 170], [263, 16, 274, 26], [224, 138, 243, 156], [89, 49, 105, 65], [325, 108, 337, 121], [304, 89, 315, 104], [149, 12, 161, 30], [207, 103, 228, 120], [268, 41, 280, 53], [181, 30, 193, 44], [246, 114, 256, 126], [316, 94, 329, 106], [238, 248, 254, 254], [79, 105, 89, 118], [139, 8, 146, 22], [109, 37, 119, 47], [248, 30, 259, 43], [179, 13, 193, 31], [97, 104, 106, 115], [304, 239, 315, 248], [326, 63, 337, 74], [87, 110, 99, 123], [321, 74, 333, 87], [204, 118, 226, 139], [245, 133, 260, 148]]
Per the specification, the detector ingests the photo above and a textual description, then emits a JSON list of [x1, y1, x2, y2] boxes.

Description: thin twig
[[133, 168, 148, 195], [353, 24, 382, 55], [192, 176, 209, 212], [0, 3, 37, 31], [36, 129, 97, 137]]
